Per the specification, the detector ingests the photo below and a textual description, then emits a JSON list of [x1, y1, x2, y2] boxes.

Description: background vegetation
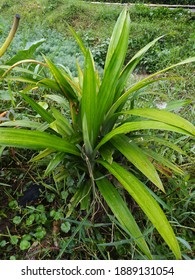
[[84, 0, 195, 5], [0, 0, 194, 260]]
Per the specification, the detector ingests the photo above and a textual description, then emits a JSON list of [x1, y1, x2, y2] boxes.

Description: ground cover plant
[[0, 7, 195, 260]]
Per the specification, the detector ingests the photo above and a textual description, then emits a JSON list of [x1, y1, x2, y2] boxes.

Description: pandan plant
[[0, 9, 195, 259]]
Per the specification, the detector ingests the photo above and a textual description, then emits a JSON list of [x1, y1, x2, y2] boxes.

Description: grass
[[0, 0, 195, 260]]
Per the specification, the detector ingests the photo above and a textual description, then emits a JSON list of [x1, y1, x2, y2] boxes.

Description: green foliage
[[126, 5, 195, 73], [1, 1, 194, 77], [61, 222, 71, 233], [13, 216, 22, 225], [20, 240, 31, 250], [84, 0, 195, 4], [1, 9, 195, 260]]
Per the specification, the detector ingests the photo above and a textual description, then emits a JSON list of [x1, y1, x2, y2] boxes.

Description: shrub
[[1, 9, 195, 259]]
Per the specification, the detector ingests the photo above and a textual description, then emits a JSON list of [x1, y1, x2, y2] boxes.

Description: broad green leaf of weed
[[6, 39, 45, 65]]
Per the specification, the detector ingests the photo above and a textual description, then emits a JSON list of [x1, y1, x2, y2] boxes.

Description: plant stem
[[0, 14, 20, 58]]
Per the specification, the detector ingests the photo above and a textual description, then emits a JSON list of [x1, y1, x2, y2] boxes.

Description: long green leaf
[[38, 78, 62, 92], [106, 77, 171, 121], [82, 114, 93, 156], [115, 35, 165, 101], [96, 174, 152, 259], [107, 57, 195, 118], [123, 108, 195, 136], [0, 128, 80, 156], [19, 92, 54, 124], [43, 55, 77, 101], [1, 59, 47, 78], [4, 76, 39, 85], [111, 135, 164, 192], [0, 65, 42, 77], [96, 120, 193, 150], [0, 120, 41, 129], [143, 148, 184, 176], [68, 24, 87, 56], [140, 57, 195, 83], [165, 99, 193, 111], [97, 9, 130, 132], [98, 160, 181, 259], [44, 152, 65, 176], [76, 59, 84, 90], [30, 148, 55, 162], [104, 9, 129, 70], [51, 107, 73, 136], [66, 180, 91, 218], [82, 49, 97, 151]]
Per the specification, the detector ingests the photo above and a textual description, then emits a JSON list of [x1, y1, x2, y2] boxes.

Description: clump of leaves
[[0, 9, 195, 259]]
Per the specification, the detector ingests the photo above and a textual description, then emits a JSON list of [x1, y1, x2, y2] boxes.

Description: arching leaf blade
[[82, 49, 98, 149], [96, 120, 193, 150], [98, 160, 181, 259], [115, 35, 165, 100], [19, 92, 54, 124], [0, 128, 80, 156], [123, 108, 195, 136], [96, 173, 152, 259], [111, 135, 165, 192]]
